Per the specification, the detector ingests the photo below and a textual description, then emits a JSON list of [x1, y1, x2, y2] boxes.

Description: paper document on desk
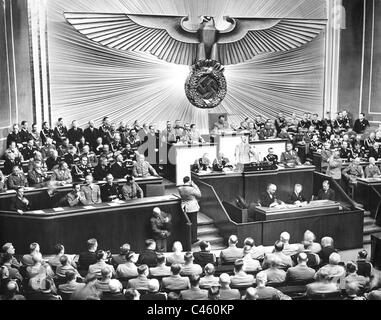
[[53, 207, 65, 212], [32, 210, 45, 214]]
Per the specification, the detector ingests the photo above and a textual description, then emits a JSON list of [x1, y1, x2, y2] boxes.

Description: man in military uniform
[[64, 146, 80, 168], [71, 156, 92, 182], [132, 154, 159, 178], [235, 135, 251, 164], [365, 157, 381, 178], [120, 176, 143, 200], [280, 143, 302, 167], [339, 141, 354, 161], [212, 152, 233, 172], [150, 207, 172, 252], [22, 139, 37, 161], [264, 147, 279, 166], [342, 158, 365, 185], [80, 175, 102, 205], [100, 174, 120, 202]]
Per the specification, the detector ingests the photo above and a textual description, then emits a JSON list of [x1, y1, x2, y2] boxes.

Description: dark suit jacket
[[67, 128, 84, 145], [193, 251, 217, 268], [318, 246, 337, 266], [78, 251, 97, 272], [100, 183, 120, 202], [260, 192, 280, 207], [317, 189, 335, 201], [9, 196, 31, 212], [84, 127, 100, 145], [137, 250, 158, 268], [39, 191, 62, 209], [141, 292, 167, 300], [110, 162, 128, 179], [93, 165, 110, 182], [101, 292, 126, 300]]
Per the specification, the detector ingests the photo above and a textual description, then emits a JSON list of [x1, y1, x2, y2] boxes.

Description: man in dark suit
[[93, 157, 110, 182], [288, 184, 308, 205], [21, 139, 37, 161], [7, 124, 22, 148], [9, 187, 31, 213], [110, 154, 129, 179], [84, 120, 100, 151], [219, 235, 243, 265], [7, 166, 28, 190], [259, 184, 285, 208], [353, 113, 370, 134], [180, 274, 208, 300], [316, 180, 336, 201], [67, 120, 84, 146], [100, 174, 120, 202], [318, 237, 338, 266], [162, 264, 190, 291], [19, 121, 32, 144], [53, 118, 68, 146], [78, 238, 98, 274], [101, 279, 125, 300], [193, 241, 217, 267], [137, 239, 158, 268]]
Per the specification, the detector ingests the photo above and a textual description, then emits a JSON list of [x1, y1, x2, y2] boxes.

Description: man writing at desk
[[280, 143, 302, 167], [316, 180, 336, 201], [259, 184, 285, 208]]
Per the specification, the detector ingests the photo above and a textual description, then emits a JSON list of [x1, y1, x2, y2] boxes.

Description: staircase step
[[198, 212, 214, 226], [364, 217, 376, 227], [197, 225, 220, 237], [363, 224, 381, 235], [363, 234, 371, 245], [364, 211, 371, 218]]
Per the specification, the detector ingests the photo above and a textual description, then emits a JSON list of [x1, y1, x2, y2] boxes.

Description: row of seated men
[[0, 230, 379, 300], [6, 172, 147, 213], [0, 151, 158, 192]]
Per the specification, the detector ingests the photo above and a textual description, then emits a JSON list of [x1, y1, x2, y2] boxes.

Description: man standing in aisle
[[178, 176, 202, 244]]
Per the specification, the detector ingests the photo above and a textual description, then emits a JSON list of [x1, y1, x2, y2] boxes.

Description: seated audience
[[40, 181, 62, 209], [48, 243, 76, 269], [255, 272, 291, 300], [124, 288, 140, 300], [199, 264, 219, 289], [132, 154, 158, 178], [71, 156, 92, 182], [94, 267, 115, 293], [88, 250, 115, 278], [291, 241, 321, 269], [7, 166, 28, 190], [262, 255, 286, 284], [242, 245, 261, 273], [46, 150, 60, 171], [58, 271, 85, 297], [344, 261, 369, 292], [244, 237, 265, 260], [344, 281, 366, 300], [180, 274, 208, 300], [51, 161, 73, 186], [286, 253, 316, 284], [63, 183, 86, 207], [301, 230, 322, 254], [111, 243, 130, 268], [180, 252, 202, 277], [127, 265, 150, 291], [71, 274, 101, 300], [220, 235, 243, 265], [364, 157, 381, 178], [21, 242, 41, 266], [166, 241, 185, 266], [356, 249, 372, 278], [100, 174, 120, 202], [137, 239, 158, 268], [162, 264, 190, 291], [0, 253, 23, 283], [0, 243, 21, 269], [28, 278, 61, 300], [1, 281, 25, 300], [263, 241, 293, 270], [56, 255, 81, 280], [193, 241, 216, 268], [306, 269, 340, 298], [141, 279, 167, 300], [149, 254, 171, 278], [26, 252, 55, 280], [110, 154, 129, 179], [319, 237, 338, 266], [116, 251, 138, 279], [78, 239, 98, 274], [280, 143, 301, 167], [101, 279, 125, 300], [9, 187, 31, 213], [120, 176, 144, 200], [315, 252, 345, 281], [80, 175, 102, 205], [93, 157, 110, 182], [27, 161, 48, 187], [279, 232, 300, 256], [230, 259, 255, 288], [218, 273, 241, 300]]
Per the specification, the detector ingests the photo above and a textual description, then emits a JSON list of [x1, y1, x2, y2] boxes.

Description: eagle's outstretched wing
[[64, 12, 200, 65], [218, 18, 326, 65]]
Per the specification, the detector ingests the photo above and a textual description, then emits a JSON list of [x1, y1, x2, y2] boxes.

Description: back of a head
[[96, 250, 105, 261], [243, 245, 252, 255], [256, 272, 267, 286], [108, 279, 122, 293], [219, 273, 231, 285], [280, 232, 290, 243], [138, 264, 148, 276], [208, 286, 220, 300], [29, 242, 40, 253], [172, 241, 183, 253], [317, 268, 331, 282], [87, 238, 97, 250], [329, 252, 341, 265], [65, 271, 76, 282], [274, 240, 284, 252], [245, 287, 258, 300], [6, 280, 18, 295], [124, 288, 140, 300], [298, 252, 308, 264], [120, 243, 130, 255], [304, 230, 316, 243], [346, 261, 358, 274], [167, 292, 180, 300], [229, 235, 238, 245], [234, 259, 244, 272], [204, 263, 215, 275], [321, 237, 334, 248], [189, 274, 201, 287], [148, 279, 160, 293], [54, 244, 64, 255], [59, 255, 69, 266], [244, 237, 255, 247], [156, 254, 166, 265], [184, 252, 194, 263], [101, 266, 112, 278], [145, 239, 156, 249], [171, 264, 181, 275], [358, 249, 368, 259], [32, 252, 43, 264], [199, 241, 209, 251], [183, 176, 190, 184]]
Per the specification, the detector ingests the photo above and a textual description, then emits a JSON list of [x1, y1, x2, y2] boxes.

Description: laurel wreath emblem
[[185, 60, 227, 109]]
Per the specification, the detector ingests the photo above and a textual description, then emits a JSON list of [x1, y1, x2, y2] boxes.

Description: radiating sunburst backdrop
[[48, 0, 327, 132]]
